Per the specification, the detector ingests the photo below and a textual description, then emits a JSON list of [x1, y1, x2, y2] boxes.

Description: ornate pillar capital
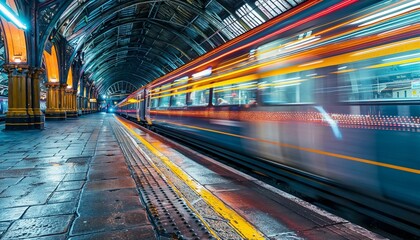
[[45, 82, 60, 88], [3, 64, 30, 74], [28, 67, 45, 76]]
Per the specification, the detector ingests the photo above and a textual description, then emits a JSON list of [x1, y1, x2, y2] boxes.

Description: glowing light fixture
[[12, 56, 22, 63], [192, 67, 212, 79], [351, 1, 420, 27], [174, 76, 189, 82], [0, 3, 27, 30], [66, 85, 72, 89], [50, 77, 58, 83]]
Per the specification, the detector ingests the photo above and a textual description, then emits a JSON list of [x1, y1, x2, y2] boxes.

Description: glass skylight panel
[[255, 0, 292, 19], [222, 15, 246, 38], [236, 4, 266, 28]]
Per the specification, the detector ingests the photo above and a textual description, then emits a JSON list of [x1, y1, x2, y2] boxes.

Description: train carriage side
[[140, 0, 420, 231], [115, 0, 420, 234]]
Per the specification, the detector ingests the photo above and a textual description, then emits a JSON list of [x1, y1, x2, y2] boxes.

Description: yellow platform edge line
[[115, 118, 221, 240], [115, 116, 265, 239]]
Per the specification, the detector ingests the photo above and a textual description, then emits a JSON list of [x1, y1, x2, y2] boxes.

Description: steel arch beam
[[92, 66, 160, 87], [95, 72, 149, 93], [88, 54, 174, 77], [85, 45, 180, 71], [92, 61, 163, 81], [94, 66, 156, 84], [105, 80, 138, 96], [86, 48, 178, 74], [93, 66, 159, 86]]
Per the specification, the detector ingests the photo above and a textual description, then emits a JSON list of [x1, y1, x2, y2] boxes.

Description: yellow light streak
[[365, 57, 420, 69], [331, 69, 356, 74], [152, 120, 420, 174]]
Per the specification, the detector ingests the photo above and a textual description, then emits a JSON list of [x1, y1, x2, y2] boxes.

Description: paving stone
[[64, 173, 87, 181], [88, 165, 131, 180], [23, 202, 77, 218], [1, 181, 58, 198], [71, 209, 150, 236], [0, 164, 14, 170], [77, 189, 143, 217], [68, 225, 156, 240], [56, 181, 85, 191], [95, 150, 123, 156], [91, 155, 125, 164], [0, 207, 28, 221], [48, 190, 81, 204], [0, 221, 12, 237], [0, 177, 22, 192], [84, 178, 136, 191], [26, 234, 67, 240], [2, 215, 73, 239], [0, 168, 40, 178]]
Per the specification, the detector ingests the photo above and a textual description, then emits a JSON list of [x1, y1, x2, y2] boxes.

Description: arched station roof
[[7, 0, 305, 97]]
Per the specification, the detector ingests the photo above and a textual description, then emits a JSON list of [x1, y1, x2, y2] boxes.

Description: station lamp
[[0, 3, 27, 30]]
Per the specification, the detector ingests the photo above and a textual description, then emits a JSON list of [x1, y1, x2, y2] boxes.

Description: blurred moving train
[[117, 0, 420, 234]]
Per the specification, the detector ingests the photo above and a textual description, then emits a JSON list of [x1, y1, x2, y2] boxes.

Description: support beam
[[31, 68, 45, 129], [4, 65, 31, 130]]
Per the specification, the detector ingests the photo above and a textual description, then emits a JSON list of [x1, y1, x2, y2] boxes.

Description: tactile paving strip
[[113, 123, 216, 239]]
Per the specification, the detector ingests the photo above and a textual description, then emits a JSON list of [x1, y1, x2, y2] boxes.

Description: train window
[[337, 51, 420, 102], [260, 73, 314, 104], [158, 96, 170, 108], [170, 93, 187, 107], [188, 89, 210, 106], [150, 98, 158, 109], [169, 79, 188, 107], [212, 81, 257, 106]]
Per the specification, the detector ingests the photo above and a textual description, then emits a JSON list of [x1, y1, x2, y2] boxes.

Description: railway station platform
[[0, 113, 385, 240]]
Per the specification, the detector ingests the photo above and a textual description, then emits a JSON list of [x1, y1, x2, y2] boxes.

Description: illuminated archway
[[0, 0, 27, 64], [43, 45, 60, 83]]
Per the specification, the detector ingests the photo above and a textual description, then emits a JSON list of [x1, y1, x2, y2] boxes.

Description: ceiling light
[[0, 3, 27, 30]]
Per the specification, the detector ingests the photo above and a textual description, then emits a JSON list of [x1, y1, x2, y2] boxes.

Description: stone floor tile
[[26, 234, 67, 240], [2, 215, 73, 239], [0, 221, 12, 237], [68, 226, 156, 240], [56, 181, 85, 191], [0, 207, 28, 221], [48, 190, 81, 204], [70, 209, 149, 236], [23, 201, 77, 218], [84, 177, 136, 191], [77, 190, 143, 217], [64, 173, 87, 181]]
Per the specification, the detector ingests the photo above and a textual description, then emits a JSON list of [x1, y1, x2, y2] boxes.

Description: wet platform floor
[[0, 113, 154, 239], [0, 113, 385, 239]]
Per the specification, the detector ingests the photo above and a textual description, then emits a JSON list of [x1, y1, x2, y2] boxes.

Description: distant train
[[117, 0, 420, 234], [0, 96, 7, 115]]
